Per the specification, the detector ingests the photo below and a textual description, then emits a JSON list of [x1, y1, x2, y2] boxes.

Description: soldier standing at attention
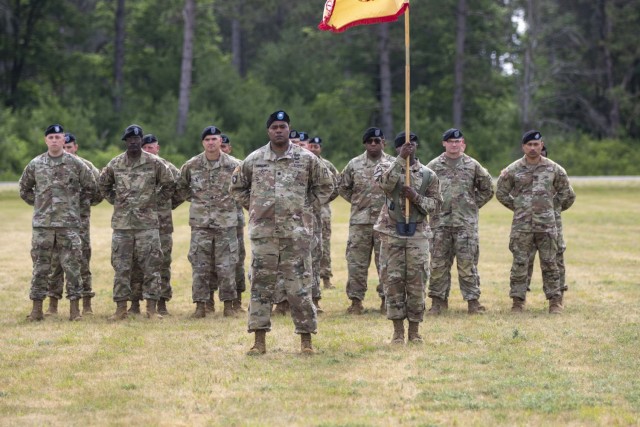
[[19, 124, 97, 321], [230, 110, 334, 355], [175, 126, 241, 318], [99, 124, 176, 320], [426, 128, 494, 314], [375, 132, 441, 344], [128, 134, 180, 316], [45, 132, 103, 317], [307, 136, 340, 290], [496, 130, 576, 313], [339, 127, 393, 315]]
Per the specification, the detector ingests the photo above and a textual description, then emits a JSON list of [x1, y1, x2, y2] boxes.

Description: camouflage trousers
[[131, 232, 173, 301], [188, 227, 238, 303], [380, 234, 429, 322], [319, 209, 332, 279], [248, 237, 317, 334], [30, 227, 83, 301], [235, 223, 246, 294], [311, 219, 323, 299], [111, 229, 162, 302], [47, 224, 94, 299], [509, 231, 561, 300], [428, 226, 481, 301], [526, 231, 567, 292], [345, 224, 383, 301]]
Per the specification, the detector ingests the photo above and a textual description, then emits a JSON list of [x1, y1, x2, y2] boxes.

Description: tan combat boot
[[247, 330, 267, 355], [380, 297, 387, 315], [549, 295, 564, 314], [27, 300, 44, 322], [468, 299, 486, 314], [82, 296, 93, 316], [108, 301, 128, 321], [69, 299, 82, 321], [206, 292, 215, 313], [128, 300, 141, 315], [157, 298, 170, 316], [273, 300, 289, 316], [232, 293, 243, 312], [511, 297, 526, 313], [145, 299, 163, 319], [347, 299, 363, 315], [408, 321, 423, 344], [44, 297, 58, 316], [391, 319, 405, 344], [322, 277, 335, 290], [301, 333, 315, 354], [313, 298, 324, 314], [191, 301, 206, 318], [442, 298, 449, 311], [223, 300, 238, 317], [426, 297, 445, 316]]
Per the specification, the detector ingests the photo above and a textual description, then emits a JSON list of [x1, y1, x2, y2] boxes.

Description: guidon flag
[[318, 0, 409, 33]]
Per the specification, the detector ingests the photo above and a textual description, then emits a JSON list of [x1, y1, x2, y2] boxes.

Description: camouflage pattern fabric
[[131, 232, 174, 301], [230, 142, 334, 333], [374, 156, 441, 321], [111, 229, 162, 302], [188, 227, 238, 302], [235, 208, 247, 294], [30, 228, 83, 301], [379, 234, 430, 322], [98, 151, 176, 230], [425, 153, 493, 301], [497, 156, 575, 299], [47, 226, 94, 299], [319, 157, 339, 279], [345, 224, 384, 301], [247, 237, 317, 334]]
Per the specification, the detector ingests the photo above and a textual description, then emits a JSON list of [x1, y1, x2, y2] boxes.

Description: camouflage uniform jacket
[[77, 156, 103, 226], [339, 151, 394, 225], [320, 157, 340, 219], [496, 156, 575, 234], [426, 153, 494, 229], [99, 151, 176, 230], [374, 156, 442, 239], [227, 154, 246, 227], [175, 152, 240, 229], [19, 152, 98, 228], [230, 142, 334, 239], [153, 156, 179, 234]]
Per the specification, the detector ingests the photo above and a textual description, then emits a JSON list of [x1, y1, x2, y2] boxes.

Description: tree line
[[1, 0, 639, 179]]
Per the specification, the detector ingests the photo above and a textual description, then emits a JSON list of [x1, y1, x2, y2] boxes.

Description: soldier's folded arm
[[156, 161, 176, 201], [554, 170, 576, 211], [310, 157, 335, 206], [229, 162, 252, 210], [18, 164, 36, 206], [337, 165, 354, 202], [98, 166, 116, 205], [474, 167, 495, 208], [496, 174, 515, 211]]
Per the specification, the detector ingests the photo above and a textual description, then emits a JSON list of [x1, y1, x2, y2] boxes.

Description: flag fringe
[[318, 3, 408, 33]]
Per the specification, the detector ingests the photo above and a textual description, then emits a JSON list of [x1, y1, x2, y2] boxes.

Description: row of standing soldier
[[19, 114, 575, 354]]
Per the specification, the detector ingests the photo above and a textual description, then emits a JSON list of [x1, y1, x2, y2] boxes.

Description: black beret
[[522, 130, 542, 144], [45, 124, 64, 136], [442, 128, 463, 141], [289, 130, 299, 139], [201, 125, 221, 140], [299, 132, 309, 142], [266, 110, 290, 128], [64, 133, 76, 143], [394, 131, 418, 148], [142, 134, 158, 146], [362, 127, 384, 142], [121, 124, 143, 140], [221, 134, 230, 144], [310, 137, 322, 145]]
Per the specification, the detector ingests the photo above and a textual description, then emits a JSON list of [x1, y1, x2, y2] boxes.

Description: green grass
[[0, 180, 639, 426]]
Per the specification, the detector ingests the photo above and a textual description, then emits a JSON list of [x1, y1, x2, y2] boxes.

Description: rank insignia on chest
[[293, 153, 300, 160]]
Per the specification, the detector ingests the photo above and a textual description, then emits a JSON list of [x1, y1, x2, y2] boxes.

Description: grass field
[[0, 179, 639, 426]]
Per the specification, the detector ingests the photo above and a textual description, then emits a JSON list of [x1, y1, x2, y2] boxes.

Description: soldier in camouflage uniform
[[426, 128, 494, 314], [45, 132, 103, 317], [99, 124, 176, 320], [19, 124, 97, 321], [128, 134, 180, 316], [339, 127, 394, 314], [308, 136, 340, 290], [230, 111, 334, 355], [496, 130, 576, 314], [175, 126, 240, 318], [375, 132, 441, 344], [525, 146, 568, 294]]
